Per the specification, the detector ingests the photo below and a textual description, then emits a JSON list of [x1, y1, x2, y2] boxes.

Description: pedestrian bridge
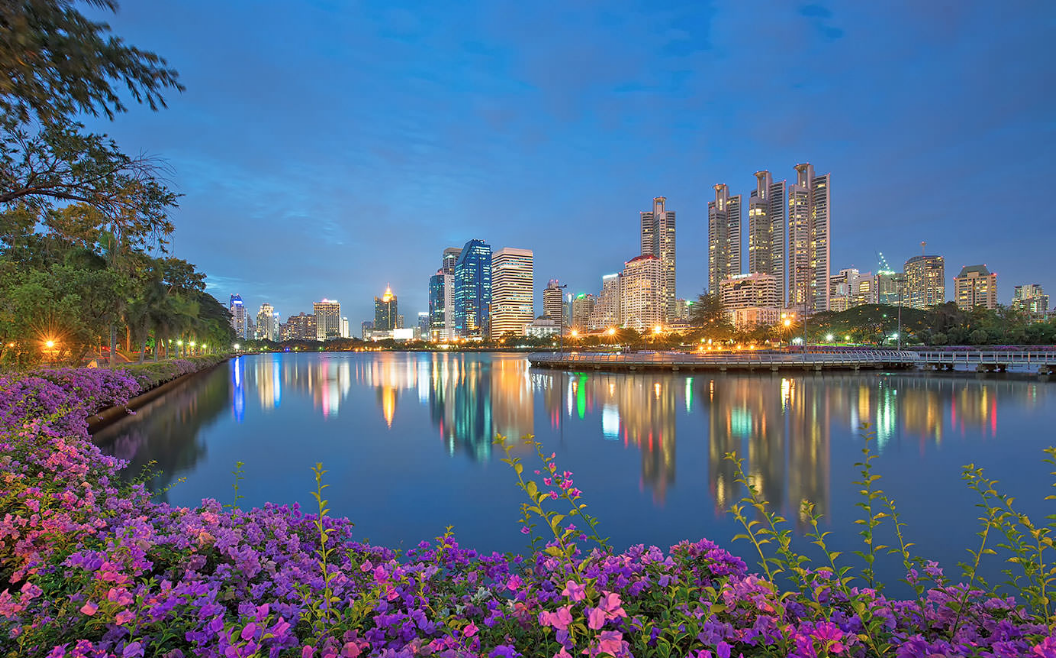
[[527, 349, 1056, 375]]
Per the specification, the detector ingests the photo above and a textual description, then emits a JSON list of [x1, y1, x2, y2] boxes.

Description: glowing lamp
[[825, 334, 834, 342], [45, 340, 55, 348]]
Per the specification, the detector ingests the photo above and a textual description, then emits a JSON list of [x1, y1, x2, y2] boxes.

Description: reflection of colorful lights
[[685, 377, 693, 413], [602, 404, 619, 439]]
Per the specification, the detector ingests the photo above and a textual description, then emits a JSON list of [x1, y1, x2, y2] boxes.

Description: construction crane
[[876, 251, 893, 273]]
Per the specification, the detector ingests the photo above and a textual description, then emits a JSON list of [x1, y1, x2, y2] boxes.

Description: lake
[[94, 351, 1055, 589]]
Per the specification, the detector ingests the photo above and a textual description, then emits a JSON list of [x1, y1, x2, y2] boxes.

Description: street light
[[825, 333, 834, 343]]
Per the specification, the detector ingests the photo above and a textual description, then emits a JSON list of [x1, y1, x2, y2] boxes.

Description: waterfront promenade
[[528, 348, 1056, 374]]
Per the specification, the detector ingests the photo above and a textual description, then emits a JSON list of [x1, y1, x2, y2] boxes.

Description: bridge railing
[[913, 351, 1056, 364], [528, 350, 919, 367]]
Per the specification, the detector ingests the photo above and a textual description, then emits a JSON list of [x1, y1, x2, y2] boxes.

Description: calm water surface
[[95, 352, 1054, 586]]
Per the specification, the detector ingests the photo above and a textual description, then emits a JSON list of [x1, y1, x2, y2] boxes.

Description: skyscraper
[[904, 254, 945, 309], [454, 239, 492, 338], [787, 163, 831, 313], [490, 247, 534, 338], [256, 303, 275, 341], [954, 265, 997, 311], [428, 271, 446, 341], [619, 254, 662, 332], [1012, 284, 1049, 317], [542, 279, 564, 325], [708, 184, 742, 293], [313, 299, 341, 340], [229, 294, 247, 339], [374, 287, 398, 330], [640, 197, 676, 320], [588, 274, 621, 330], [747, 171, 787, 307], [571, 293, 595, 330]]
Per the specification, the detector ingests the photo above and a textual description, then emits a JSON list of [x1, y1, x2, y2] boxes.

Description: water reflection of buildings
[[245, 354, 355, 419]]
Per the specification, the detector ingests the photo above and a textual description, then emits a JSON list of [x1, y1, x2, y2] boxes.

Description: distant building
[[416, 312, 429, 340], [619, 254, 662, 332], [490, 247, 534, 338], [674, 298, 691, 321], [829, 268, 876, 312], [229, 294, 247, 339], [728, 307, 781, 330], [588, 274, 621, 331], [904, 254, 945, 309], [542, 280, 564, 327], [314, 299, 341, 340], [361, 320, 374, 340], [1012, 284, 1049, 317], [708, 183, 742, 293], [640, 196, 676, 320], [571, 293, 595, 331], [340, 317, 349, 339], [747, 171, 787, 307], [374, 287, 398, 331], [256, 303, 275, 341], [525, 317, 560, 338], [787, 163, 831, 313], [720, 273, 780, 310], [954, 265, 998, 311], [454, 239, 492, 338], [285, 312, 316, 341], [875, 270, 903, 306]]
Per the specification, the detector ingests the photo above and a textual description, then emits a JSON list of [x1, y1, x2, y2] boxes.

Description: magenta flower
[[115, 610, 134, 625], [1034, 637, 1056, 658], [587, 606, 607, 630], [561, 580, 586, 601], [463, 622, 478, 637], [79, 601, 98, 616], [597, 631, 624, 655], [521, 526, 530, 534]]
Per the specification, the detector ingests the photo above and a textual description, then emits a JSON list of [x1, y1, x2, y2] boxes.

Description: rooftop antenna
[[921, 241, 926, 257]]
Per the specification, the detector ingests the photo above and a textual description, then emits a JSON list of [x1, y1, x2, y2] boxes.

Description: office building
[[285, 312, 316, 341], [708, 184, 742, 293], [361, 321, 374, 340], [525, 317, 560, 338], [229, 294, 247, 339], [1012, 284, 1049, 317], [728, 306, 781, 330], [619, 254, 662, 332], [571, 293, 595, 331], [674, 298, 692, 322], [719, 273, 780, 310], [543, 279, 564, 325], [428, 271, 446, 341], [314, 299, 341, 340], [876, 270, 904, 306], [454, 239, 492, 338], [256, 303, 276, 341], [787, 163, 831, 313], [640, 196, 677, 320], [490, 247, 534, 338], [954, 265, 998, 311], [904, 253, 945, 309], [747, 171, 787, 307], [588, 274, 621, 331], [829, 269, 877, 312], [374, 287, 398, 331], [340, 317, 349, 339]]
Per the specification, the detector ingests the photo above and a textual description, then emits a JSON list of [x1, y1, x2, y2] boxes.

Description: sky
[[87, 0, 1056, 326]]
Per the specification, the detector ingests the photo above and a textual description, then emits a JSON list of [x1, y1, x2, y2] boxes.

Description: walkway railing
[[529, 350, 918, 368]]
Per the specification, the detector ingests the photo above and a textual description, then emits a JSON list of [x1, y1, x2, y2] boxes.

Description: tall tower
[[490, 247, 534, 338], [787, 163, 831, 313], [639, 197, 676, 321], [374, 287, 398, 331], [747, 171, 787, 307], [453, 239, 492, 338], [313, 299, 341, 340], [708, 184, 742, 293], [229, 294, 247, 339]]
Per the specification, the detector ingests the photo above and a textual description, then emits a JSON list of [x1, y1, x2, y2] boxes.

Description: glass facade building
[[454, 239, 492, 338]]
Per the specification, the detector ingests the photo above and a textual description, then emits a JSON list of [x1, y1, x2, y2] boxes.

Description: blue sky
[[88, 0, 1056, 325]]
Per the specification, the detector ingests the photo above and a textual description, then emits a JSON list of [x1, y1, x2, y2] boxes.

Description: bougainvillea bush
[[1, 366, 1054, 657]]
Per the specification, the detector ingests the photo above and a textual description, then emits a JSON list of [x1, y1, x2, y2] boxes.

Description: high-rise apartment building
[[313, 299, 341, 340], [454, 239, 492, 338], [1012, 284, 1049, 317], [340, 317, 349, 339], [542, 279, 564, 323], [229, 294, 247, 339], [747, 171, 787, 307], [427, 247, 463, 342], [374, 287, 398, 330], [490, 247, 534, 338], [571, 293, 595, 330], [256, 303, 275, 341], [875, 270, 904, 306], [708, 184, 742, 293], [829, 268, 877, 312], [285, 312, 316, 341], [640, 197, 676, 320], [904, 254, 945, 309], [719, 273, 780, 310], [787, 163, 831, 313], [954, 265, 997, 311], [619, 254, 662, 332], [588, 274, 621, 330]]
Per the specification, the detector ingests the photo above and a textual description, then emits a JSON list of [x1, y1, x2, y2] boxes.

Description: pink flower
[[561, 580, 586, 601], [342, 642, 361, 658], [115, 610, 134, 625], [549, 491, 558, 500], [540, 605, 573, 631], [597, 631, 624, 655], [587, 606, 607, 630], [506, 575, 523, 591], [1033, 637, 1056, 658], [80, 601, 98, 616], [521, 526, 530, 534], [463, 622, 478, 637], [599, 592, 625, 618], [543, 477, 553, 486], [554, 650, 572, 658]]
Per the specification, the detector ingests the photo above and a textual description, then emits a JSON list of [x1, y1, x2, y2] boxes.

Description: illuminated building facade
[[571, 293, 595, 331], [1012, 284, 1049, 317], [374, 287, 398, 330], [954, 265, 998, 311], [787, 163, 831, 313], [588, 274, 621, 330], [640, 196, 677, 321], [256, 303, 276, 341], [829, 268, 877, 312], [229, 294, 247, 339], [747, 171, 787, 307], [876, 270, 903, 305], [454, 239, 492, 338], [619, 254, 662, 332], [313, 299, 341, 340], [284, 312, 316, 341], [708, 184, 742, 293], [719, 273, 780, 329], [904, 254, 945, 309], [490, 247, 534, 338], [542, 279, 564, 328]]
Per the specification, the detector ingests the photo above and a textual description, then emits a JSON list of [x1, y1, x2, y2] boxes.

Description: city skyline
[[88, 2, 1056, 323]]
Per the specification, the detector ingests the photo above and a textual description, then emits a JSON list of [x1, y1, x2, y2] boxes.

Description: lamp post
[[895, 274, 905, 350], [556, 283, 568, 352]]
